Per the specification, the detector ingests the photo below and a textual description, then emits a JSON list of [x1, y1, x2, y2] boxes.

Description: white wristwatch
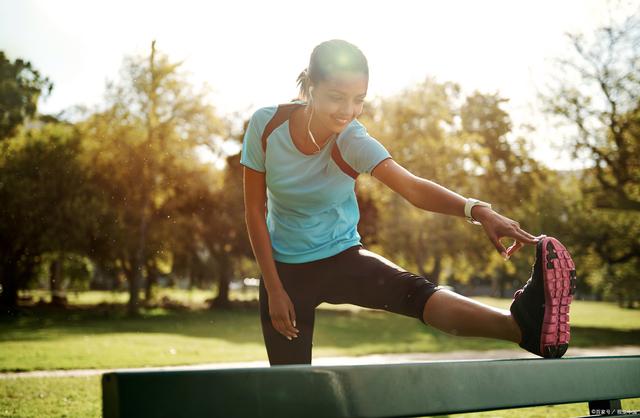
[[464, 198, 492, 225]]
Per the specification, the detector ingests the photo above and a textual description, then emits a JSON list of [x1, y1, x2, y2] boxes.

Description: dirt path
[[2, 345, 639, 380]]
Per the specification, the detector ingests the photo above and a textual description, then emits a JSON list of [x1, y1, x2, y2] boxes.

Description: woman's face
[[310, 71, 368, 133]]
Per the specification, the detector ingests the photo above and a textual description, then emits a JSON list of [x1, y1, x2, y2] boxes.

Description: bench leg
[[588, 399, 622, 416]]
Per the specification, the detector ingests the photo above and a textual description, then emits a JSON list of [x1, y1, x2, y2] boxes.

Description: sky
[[1, 0, 637, 170]]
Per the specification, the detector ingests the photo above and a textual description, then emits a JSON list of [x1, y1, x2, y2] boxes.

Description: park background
[[1, 0, 639, 416]]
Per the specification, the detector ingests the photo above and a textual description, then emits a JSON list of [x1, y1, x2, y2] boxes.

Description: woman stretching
[[241, 39, 576, 366]]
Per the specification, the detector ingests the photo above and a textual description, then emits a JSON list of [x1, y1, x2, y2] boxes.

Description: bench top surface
[[103, 355, 640, 418]]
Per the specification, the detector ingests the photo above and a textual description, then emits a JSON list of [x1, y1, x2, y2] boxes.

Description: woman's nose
[[338, 103, 356, 117]]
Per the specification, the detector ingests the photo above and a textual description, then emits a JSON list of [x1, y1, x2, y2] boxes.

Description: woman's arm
[[371, 158, 540, 258], [243, 166, 299, 340], [242, 166, 283, 294]]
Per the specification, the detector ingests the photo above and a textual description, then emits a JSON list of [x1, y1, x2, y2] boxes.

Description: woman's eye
[[327, 95, 365, 105]]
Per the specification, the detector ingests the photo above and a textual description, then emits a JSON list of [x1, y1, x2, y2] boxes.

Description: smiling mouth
[[333, 117, 349, 124]]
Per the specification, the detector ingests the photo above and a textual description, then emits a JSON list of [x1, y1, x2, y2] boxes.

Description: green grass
[[1, 290, 639, 417], [433, 397, 640, 418], [0, 375, 638, 418], [0, 376, 100, 418], [473, 296, 640, 331], [20, 288, 259, 307], [2, 294, 639, 372]]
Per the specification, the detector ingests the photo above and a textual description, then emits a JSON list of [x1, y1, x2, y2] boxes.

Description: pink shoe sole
[[540, 237, 576, 357]]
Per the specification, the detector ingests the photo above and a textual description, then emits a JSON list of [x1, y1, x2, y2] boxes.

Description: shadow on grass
[[1, 303, 639, 351]]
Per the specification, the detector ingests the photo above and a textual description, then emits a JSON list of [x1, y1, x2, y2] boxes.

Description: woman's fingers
[[273, 319, 287, 339], [505, 227, 539, 245], [484, 211, 546, 259], [273, 318, 296, 340], [506, 240, 524, 257], [488, 233, 509, 257], [288, 310, 299, 338], [519, 228, 541, 243], [511, 228, 538, 245], [495, 229, 536, 259], [274, 316, 299, 340], [502, 229, 547, 259]]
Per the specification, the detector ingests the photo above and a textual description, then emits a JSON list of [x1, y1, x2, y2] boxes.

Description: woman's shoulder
[[250, 104, 278, 124], [250, 100, 309, 128], [338, 118, 370, 143]]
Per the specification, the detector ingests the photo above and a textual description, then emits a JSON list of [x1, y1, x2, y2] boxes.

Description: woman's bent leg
[[322, 245, 522, 344], [422, 289, 522, 343], [259, 278, 316, 365]]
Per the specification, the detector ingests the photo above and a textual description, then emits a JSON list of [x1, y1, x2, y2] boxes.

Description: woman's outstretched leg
[[422, 236, 577, 359], [422, 288, 522, 344]]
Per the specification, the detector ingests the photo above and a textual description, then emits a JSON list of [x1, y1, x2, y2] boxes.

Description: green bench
[[102, 355, 640, 417]]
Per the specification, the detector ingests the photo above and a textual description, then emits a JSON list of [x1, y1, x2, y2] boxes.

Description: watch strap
[[465, 198, 491, 225]]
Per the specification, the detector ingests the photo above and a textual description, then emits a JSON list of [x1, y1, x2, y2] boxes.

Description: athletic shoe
[[509, 236, 577, 358]]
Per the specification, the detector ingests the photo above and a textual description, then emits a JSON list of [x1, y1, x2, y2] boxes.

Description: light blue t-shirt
[[240, 101, 392, 263]]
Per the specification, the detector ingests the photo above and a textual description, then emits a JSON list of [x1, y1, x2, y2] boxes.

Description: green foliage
[[537, 12, 640, 306], [0, 122, 101, 308], [73, 41, 229, 313], [31, 253, 94, 292], [358, 77, 553, 296], [0, 50, 53, 140]]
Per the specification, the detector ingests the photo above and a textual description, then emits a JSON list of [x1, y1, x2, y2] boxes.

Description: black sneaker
[[509, 236, 577, 358]]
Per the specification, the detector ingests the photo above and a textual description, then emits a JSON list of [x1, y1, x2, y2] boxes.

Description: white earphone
[[306, 86, 321, 153]]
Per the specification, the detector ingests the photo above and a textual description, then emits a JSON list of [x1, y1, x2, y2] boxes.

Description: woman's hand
[[471, 206, 544, 260], [267, 287, 300, 340]]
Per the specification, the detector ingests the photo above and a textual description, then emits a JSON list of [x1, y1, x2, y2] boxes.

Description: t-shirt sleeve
[[239, 109, 267, 172], [338, 122, 392, 174]]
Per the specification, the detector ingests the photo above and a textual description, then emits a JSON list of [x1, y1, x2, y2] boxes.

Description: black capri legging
[[258, 243, 444, 366]]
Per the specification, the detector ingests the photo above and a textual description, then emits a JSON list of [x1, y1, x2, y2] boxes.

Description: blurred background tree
[[538, 12, 639, 307], [76, 40, 227, 316], [0, 51, 53, 139], [1, 10, 638, 315]]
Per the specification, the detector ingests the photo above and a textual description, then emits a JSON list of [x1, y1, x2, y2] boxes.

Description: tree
[[459, 91, 550, 296], [360, 78, 477, 285], [539, 10, 640, 212], [0, 123, 100, 312], [77, 40, 227, 316], [358, 77, 552, 297], [0, 51, 53, 140], [538, 7, 639, 306]]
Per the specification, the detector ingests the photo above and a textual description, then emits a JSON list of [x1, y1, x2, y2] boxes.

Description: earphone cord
[[306, 105, 322, 153]]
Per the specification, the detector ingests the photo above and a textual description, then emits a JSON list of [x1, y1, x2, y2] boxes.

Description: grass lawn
[[1, 292, 639, 371], [1, 290, 639, 417]]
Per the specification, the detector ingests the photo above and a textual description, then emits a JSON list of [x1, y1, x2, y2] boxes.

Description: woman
[[241, 39, 576, 366]]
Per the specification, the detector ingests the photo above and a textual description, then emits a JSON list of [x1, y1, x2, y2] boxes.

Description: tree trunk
[[490, 272, 502, 298], [211, 254, 231, 309], [414, 235, 429, 278], [429, 257, 442, 285], [124, 259, 141, 317], [498, 277, 506, 299], [144, 261, 157, 302], [128, 210, 149, 317], [187, 254, 194, 291], [49, 253, 67, 307], [0, 259, 19, 314]]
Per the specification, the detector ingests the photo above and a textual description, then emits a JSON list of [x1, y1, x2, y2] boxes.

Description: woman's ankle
[[508, 313, 523, 344]]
